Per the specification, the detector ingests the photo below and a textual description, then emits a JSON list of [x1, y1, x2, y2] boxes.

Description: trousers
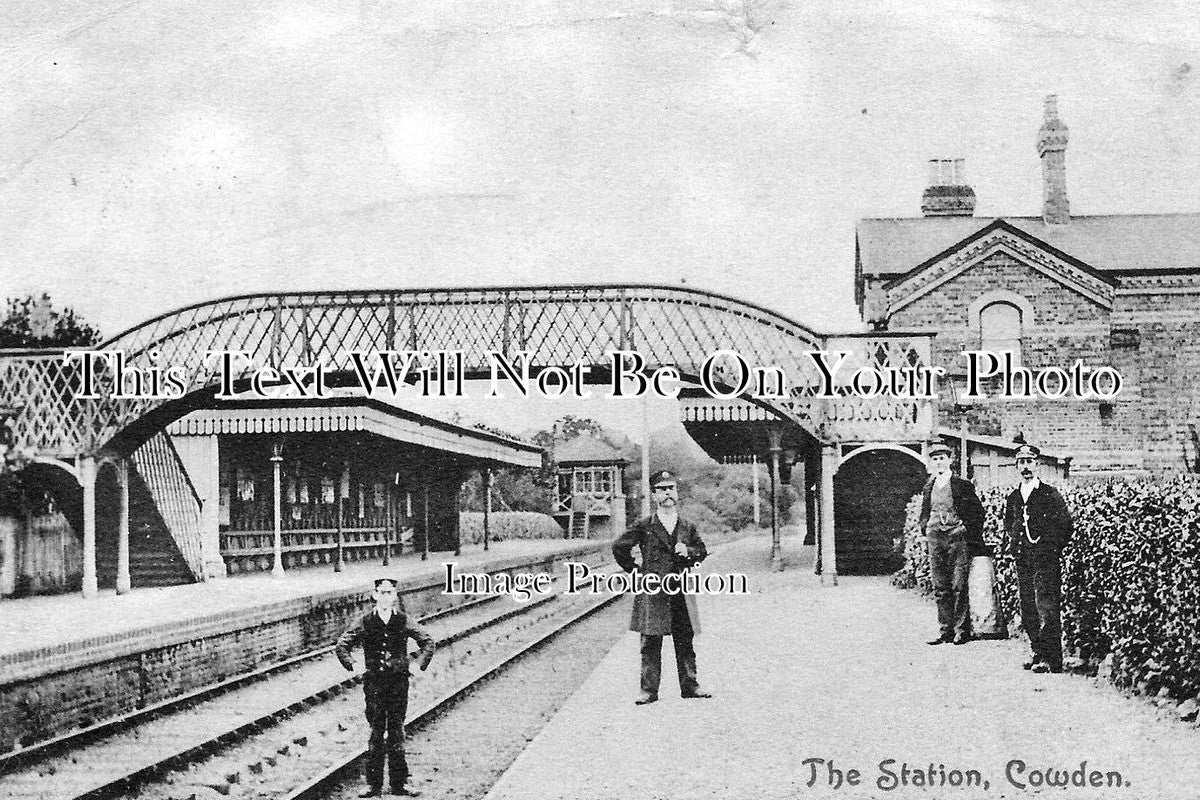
[[927, 529, 970, 639], [1017, 552, 1063, 669], [640, 594, 698, 696], [363, 672, 410, 790]]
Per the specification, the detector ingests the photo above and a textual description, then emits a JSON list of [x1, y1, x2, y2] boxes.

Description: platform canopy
[[166, 397, 541, 468]]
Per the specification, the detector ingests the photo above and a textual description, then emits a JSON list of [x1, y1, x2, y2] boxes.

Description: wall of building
[[1112, 291, 1200, 475], [885, 250, 1145, 474]]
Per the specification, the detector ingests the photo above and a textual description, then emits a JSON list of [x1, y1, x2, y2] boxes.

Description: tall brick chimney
[[921, 158, 976, 217], [1037, 94, 1070, 225]]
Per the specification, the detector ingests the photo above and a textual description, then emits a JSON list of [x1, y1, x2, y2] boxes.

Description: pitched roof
[[554, 435, 627, 465], [857, 213, 1200, 278]]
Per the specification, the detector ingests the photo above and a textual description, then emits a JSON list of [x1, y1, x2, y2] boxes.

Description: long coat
[[612, 514, 707, 636]]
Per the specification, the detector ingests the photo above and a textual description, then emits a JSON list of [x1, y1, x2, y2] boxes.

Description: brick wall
[[0, 542, 608, 754], [885, 251, 1139, 472], [1112, 292, 1200, 475]]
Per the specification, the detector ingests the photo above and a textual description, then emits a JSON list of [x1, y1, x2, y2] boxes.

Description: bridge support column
[[767, 426, 783, 571], [80, 455, 98, 598], [820, 444, 838, 586], [116, 460, 131, 595], [270, 442, 285, 577], [751, 455, 760, 528]]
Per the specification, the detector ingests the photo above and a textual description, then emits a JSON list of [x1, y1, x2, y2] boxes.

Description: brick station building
[[856, 95, 1200, 480]]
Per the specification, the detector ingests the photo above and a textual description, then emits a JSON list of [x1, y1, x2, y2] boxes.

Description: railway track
[[283, 592, 624, 800], [0, 581, 619, 800]]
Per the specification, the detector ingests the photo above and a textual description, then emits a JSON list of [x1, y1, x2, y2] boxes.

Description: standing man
[[1004, 443, 1073, 674], [612, 469, 711, 705], [336, 578, 436, 797], [919, 441, 985, 646]]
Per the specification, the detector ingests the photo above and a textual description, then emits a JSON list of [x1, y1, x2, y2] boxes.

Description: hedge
[[894, 477, 1200, 705], [458, 511, 565, 545]]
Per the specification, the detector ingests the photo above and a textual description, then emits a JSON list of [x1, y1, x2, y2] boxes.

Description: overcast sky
[[2, 0, 1197, 345]]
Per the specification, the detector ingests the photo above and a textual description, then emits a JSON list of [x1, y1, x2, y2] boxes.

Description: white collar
[[932, 473, 951, 488], [1020, 478, 1041, 498], [656, 508, 678, 530]]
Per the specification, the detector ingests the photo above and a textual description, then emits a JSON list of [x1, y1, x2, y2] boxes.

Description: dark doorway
[[834, 448, 926, 575]]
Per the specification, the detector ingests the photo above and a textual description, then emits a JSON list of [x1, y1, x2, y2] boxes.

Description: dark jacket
[[612, 514, 707, 636], [919, 475, 987, 555], [1004, 482, 1073, 559], [335, 606, 436, 676]]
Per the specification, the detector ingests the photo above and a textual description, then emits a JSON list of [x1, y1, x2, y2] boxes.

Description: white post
[[820, 444, 838, 586], [116, 460, 131, 595], [271, 442, 285, 577], [80, 455, 98, 598], [483, 468, 492, 552]]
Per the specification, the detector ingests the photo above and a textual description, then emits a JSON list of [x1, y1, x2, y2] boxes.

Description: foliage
[[894, 477, 1200, 701], [458, 414, 783, 533], [0, 294, 102, 349], [459, 511, 565, 544]]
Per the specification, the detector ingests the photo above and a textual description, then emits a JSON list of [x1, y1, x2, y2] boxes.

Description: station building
[[0, 398, 541, 597], [857, 95, 1200, 481]]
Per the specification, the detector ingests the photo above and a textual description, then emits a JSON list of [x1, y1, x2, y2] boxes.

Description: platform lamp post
[[335, 460, 348, 573], [270, 441, 285, 577], [393, 471, 403, 557], [421, 484, 430, 562], [382, 476, 392, 568], [483, 467, 492, 552]]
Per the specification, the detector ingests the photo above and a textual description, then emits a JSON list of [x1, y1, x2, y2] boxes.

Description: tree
[[0, 293, 102, 349]]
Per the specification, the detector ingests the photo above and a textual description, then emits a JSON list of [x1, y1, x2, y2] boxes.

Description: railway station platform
[[485, 535, 1200, 800], [0, 538, 607, 754], [0, 538, 598, 662]]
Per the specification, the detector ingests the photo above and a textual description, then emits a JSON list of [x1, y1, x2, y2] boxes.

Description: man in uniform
[[919, 441, 985, 646], [336, 578, 436, 797], [612, 469, 711, 705], [1004, 442, 1073, 674]]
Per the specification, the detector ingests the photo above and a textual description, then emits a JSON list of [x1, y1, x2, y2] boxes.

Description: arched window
[[979, 301, 1022, 363]]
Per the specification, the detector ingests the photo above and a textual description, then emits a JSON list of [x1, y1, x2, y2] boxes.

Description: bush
[[459, 511, 564, 545], [893, 477, 1200, 701]]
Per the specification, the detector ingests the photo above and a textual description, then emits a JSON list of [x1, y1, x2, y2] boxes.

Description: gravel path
[[485, 535, 1200, 800]]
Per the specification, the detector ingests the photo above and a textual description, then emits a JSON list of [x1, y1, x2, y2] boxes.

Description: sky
[[1, 1, 1197, 369]]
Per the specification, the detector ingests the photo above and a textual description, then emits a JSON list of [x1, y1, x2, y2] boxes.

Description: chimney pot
[[921, 158, 976, 217]]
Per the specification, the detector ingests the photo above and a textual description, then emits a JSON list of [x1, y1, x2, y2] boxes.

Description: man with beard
[[919, 441, 985, 646], [612, 469, 710, 705], [1004, 442, 1073, 674]]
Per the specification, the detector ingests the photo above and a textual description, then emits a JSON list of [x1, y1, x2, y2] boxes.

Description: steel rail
[[0, 591, 548, 793], [63, 592, 558, 800]]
